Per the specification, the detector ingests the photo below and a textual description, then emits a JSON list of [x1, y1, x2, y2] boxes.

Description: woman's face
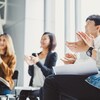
[[40, 34, 50, 49], [0, 36, 7, 50]]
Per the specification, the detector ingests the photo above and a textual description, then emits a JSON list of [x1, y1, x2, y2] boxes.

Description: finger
[[31, 56, 35, 60], [80, 32, 89, 39], [65, 53, 76, 59], [60, 58, 66, 62], [65, 54, 73, 58], [60, 58, 68, 63], [89, 34, 94, 39], [67, 46, 78, 52], [66, 41, 76, 44], [67, 44, 77, 48], [78, 32, 85, 38], [80, 33, 92, 46], [73, 54, 77, 59], [76, 32, 82, 40], [78, 32, 87, 43], [66, 42, 76, 47], [64, 57, 69, 60]]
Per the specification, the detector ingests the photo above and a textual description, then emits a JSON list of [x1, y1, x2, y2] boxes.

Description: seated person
[[19, 32, 58, 100], [0, 33, 16, 95], [43, 15, 100, 100]]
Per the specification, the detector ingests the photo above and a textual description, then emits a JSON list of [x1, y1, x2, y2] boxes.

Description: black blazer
[[28, 51, 58, 86]]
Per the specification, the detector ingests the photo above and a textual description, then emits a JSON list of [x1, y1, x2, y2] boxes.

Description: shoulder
[[49, 51, 58, 57], [51, 51, 57, 54]]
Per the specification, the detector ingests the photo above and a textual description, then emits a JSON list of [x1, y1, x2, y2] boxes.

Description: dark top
[[28, 51, 58, 86]]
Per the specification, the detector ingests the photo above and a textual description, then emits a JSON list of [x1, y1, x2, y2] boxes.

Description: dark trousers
[[43, 74, 100, 100], [19, 90, 39, 100]]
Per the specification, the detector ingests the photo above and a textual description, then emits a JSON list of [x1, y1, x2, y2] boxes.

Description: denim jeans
[[85, 72, 100, 89], [0, 82, 11, 95]]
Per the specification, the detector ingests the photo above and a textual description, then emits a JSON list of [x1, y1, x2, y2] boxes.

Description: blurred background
[[0, 0, 100, 86]]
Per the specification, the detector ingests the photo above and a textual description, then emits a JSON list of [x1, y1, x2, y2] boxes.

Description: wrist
[[86, 47, 94, 57], [84, 45, 90, 52]]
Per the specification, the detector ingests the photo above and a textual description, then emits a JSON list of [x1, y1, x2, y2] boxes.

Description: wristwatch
[[86, 47, 94, 57]]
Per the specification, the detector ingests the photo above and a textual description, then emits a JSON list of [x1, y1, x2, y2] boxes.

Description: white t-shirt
[[32, 58, 45, 87], [76, 35, 100, 63]]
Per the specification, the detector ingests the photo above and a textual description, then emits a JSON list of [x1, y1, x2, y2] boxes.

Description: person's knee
[[45, 74, 55, 83], [44, 74, 56, 89], [19, 90, 28, 99], [20, 90, 27, 95]]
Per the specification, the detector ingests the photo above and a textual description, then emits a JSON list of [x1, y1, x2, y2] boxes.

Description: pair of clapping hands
[[61, 32, 94, 64], [24, 54, 39, 65]]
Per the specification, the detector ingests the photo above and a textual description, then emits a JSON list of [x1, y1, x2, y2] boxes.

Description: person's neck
[[41, 49, 49, 55], [97, 32, 100, 37], [93, 31, 100, 38]]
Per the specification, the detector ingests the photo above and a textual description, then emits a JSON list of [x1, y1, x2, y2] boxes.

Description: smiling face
[[85, 20, 100, 38], [40, 34, 50, 49], [0, 36, 7, 50], [0, 35, 7, 54]]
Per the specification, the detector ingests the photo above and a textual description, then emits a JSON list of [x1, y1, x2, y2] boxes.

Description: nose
[[0, 40, 4, 45]]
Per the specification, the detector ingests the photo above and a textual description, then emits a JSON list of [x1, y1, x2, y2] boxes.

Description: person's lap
[[19, 90, 39, 100], [44, 74, 100, 100], [0, 82, 11, 95]]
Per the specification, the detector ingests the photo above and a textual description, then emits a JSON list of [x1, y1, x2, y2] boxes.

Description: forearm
[[91, 49, 97, 60], [36, 61, 53, 77], [36, 52, 57, 76], [0, 55, 16, 76]]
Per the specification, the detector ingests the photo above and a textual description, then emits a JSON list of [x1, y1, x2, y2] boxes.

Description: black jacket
[[28, 51, 57, 86]]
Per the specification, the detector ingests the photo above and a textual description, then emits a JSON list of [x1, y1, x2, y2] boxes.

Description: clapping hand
[[24, 55, 34, 65], [66, 32, 93, 52], [61, 53, 77, 64], [24, 54, 39, 65], [77, 32, 94, 47]]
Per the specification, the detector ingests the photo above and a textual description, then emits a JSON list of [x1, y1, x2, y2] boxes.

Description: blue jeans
[[0, 82, 11, 95], [85, 72, 100, 89]]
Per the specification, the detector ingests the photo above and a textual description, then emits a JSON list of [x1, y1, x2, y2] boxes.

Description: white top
[[94, 35, 100, 50], [95, 35, 100, 69], [76, 35, 100, 63], [32, 58, 45, 87]]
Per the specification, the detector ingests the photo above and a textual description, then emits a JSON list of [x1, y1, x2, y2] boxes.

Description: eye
[[3, 39, 6, 42]]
